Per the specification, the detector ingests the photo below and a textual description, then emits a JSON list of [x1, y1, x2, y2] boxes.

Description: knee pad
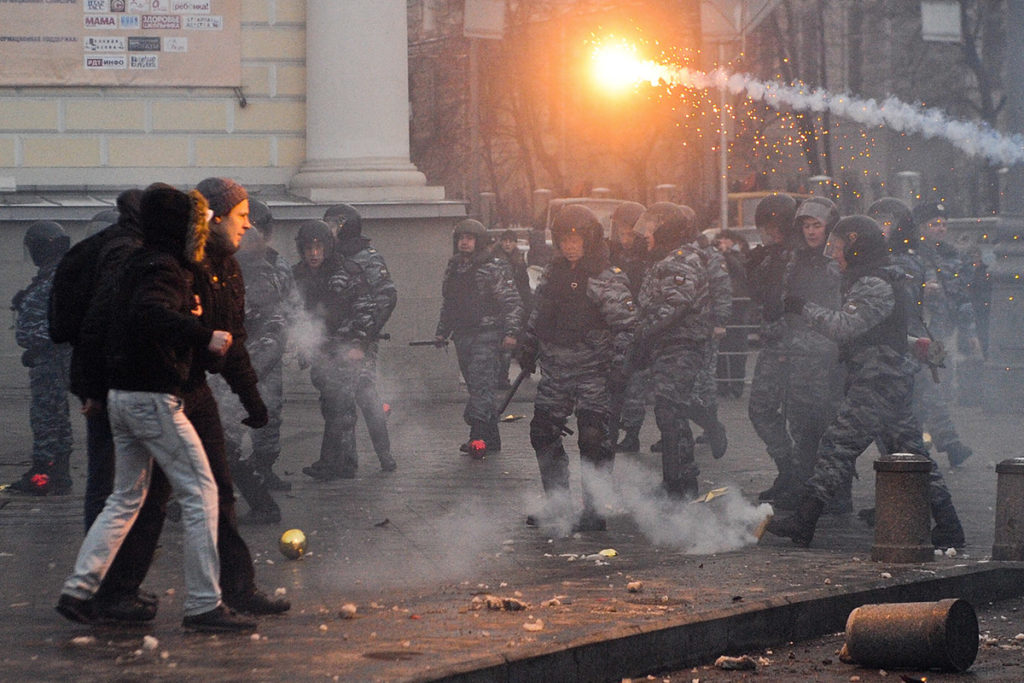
[[530, 412, 563, 451]]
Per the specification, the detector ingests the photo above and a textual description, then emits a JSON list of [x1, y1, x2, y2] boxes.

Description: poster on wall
[[0, 0, 240, 86]]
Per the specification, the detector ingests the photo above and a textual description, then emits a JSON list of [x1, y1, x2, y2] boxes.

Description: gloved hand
[[783, 296, 806, 316], [516, 343, 538, 375], [241, 394, 270, 429], [20, 347, 44, 368]]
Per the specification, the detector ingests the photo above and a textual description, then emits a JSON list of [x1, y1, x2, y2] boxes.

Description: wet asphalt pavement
[[1, 378, 1021, 681]]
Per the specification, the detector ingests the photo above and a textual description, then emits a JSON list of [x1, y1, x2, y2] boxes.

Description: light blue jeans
[[62, 390, 221, 616]]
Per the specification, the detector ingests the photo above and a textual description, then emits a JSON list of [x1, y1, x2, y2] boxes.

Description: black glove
[[516, 344, 538, 375], [783, 296, 806, 316], [240, 394, 269, 429]]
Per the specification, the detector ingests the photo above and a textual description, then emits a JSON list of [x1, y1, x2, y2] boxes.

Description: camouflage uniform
[[346, 241, 398, 470], [436, 224, 523, 450], [12, 260, 73, 492], [685, 244, 731, 446], [896, 243, 977, 463], [775, 247, 843, 490], [802, 266, 957, 520], [212, 245, 297, 488], [636, 243, 712, 498], [524, 209, 636, 529], [608, 239, 652, 446]]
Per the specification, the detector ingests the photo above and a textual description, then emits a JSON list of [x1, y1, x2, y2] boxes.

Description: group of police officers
[[9, 187, 977, 575]]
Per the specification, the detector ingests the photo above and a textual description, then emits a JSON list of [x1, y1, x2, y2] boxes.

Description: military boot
[[931, 501, 966, 549], [945, 442, 973, 469], [527, 444, 572, 528], [765, 496, 824, 547], [660, 429, 699, 501]]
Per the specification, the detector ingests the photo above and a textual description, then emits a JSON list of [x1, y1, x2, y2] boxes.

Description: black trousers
[[95, 382, 257, 601]]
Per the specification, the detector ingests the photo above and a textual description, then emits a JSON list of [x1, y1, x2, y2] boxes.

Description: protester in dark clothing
[[58, 184, 256, 633]]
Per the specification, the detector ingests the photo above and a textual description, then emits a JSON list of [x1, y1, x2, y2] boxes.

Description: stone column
[[289, 0, 444, 202], [983, 0, 1024, 412]]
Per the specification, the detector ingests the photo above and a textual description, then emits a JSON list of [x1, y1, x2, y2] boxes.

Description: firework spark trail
[[650, 64, 1024, 166]]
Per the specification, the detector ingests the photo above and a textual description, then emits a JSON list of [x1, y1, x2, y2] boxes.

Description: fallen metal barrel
[[993, 457, 1024, 561], [872, 453, 933, 563], [844, 598, 978, 672]]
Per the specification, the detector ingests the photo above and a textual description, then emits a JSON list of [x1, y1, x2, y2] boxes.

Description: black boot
[[615, 427, 641, 453], [931, 501, 966, 549], [946, 442, 973, 469], [765, 496, 824, 547]]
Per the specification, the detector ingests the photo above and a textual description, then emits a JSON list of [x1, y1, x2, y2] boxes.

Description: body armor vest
[[841, 267, 908, 360], [537, 263, 605, 345], [444, 261, 498, 330]]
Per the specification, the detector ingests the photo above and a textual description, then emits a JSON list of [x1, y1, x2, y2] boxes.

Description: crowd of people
[[4, 179, 986, 631]]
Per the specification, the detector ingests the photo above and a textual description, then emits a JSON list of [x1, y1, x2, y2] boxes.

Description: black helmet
[[794, 197, 839, 235], [24, 221, 70, 267], [324, 203, 362, 241], [249, 200, 274, 237], [295, 219, 335, 259], [610, 201, 645, 241], [868, 197, 915, 252], [831, 215, 888, 270], [754, 193, 798, 235], [550, 204, 602, 248], [634, 202, 692, 252], [85, 209, 120, 238], [452, 218, 489, 253]]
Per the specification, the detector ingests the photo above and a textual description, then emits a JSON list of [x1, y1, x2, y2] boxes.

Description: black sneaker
[[8, 471, 54, 496], [379, 454, 397, 472], [302, 463, 339, 481], [224, 590, 290, 615], [95, 592, 158, 623], [56, 594, 97, 624], [182, 605, 257, 633]]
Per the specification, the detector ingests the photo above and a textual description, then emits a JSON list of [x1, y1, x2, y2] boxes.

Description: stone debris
[[274, 587, 287, 597], [627, 581, 644, 593], [142, 635, 159, 651], [339, 603, 358, 619], [472, 595, 529, 611], [70, 636, 96, 647], [522, 619, 544, 632], [714, 655, 757, 670]]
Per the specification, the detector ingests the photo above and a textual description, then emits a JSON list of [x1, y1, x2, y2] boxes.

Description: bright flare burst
[[590, 40, 670, 93]]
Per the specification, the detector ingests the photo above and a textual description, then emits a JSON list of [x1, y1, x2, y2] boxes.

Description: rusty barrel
[[844, 598, 978, 672], [872, 453, 933, 563], [993, 457, 1024, 561]]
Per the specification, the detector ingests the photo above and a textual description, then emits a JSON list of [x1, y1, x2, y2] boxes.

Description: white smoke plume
[[651, 65, 1024, 166], [583, 459, 772, 555]]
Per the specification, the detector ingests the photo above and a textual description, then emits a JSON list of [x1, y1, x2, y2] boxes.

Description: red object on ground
[[469, 439, 487, 459]]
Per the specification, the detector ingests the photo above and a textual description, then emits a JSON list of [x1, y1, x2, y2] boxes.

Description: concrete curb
[[416, 563, 1024, 683]]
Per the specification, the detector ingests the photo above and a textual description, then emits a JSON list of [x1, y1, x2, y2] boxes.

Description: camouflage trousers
[[748, 346, 837, 473], [913, 364, 965, 454], [354, 343, 391, 461], [651, 340, 706, 487], [618, 367, 652, 432], [209, 373, 280, 515], [806, 359, 955, 516], [310, 351, 361, 475], [453, 328, 503, 427], [28, 355, 73, 479], [213, 361, 285, 472], [531, 343, 614, 512]]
